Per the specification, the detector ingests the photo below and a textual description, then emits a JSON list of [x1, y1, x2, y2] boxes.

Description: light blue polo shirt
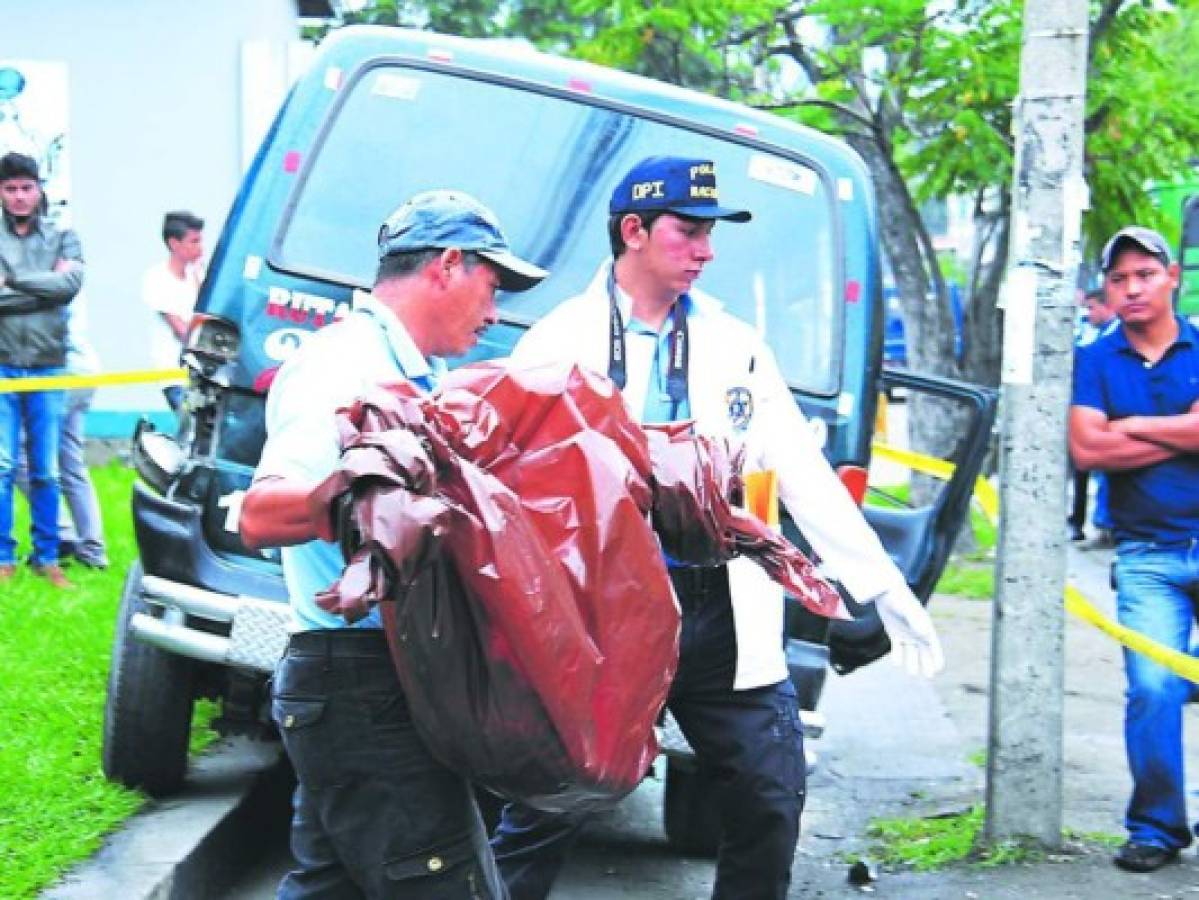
[[255, 294, 444, 630], [614, 288, 695, 570], [613, 285, 693, 424]]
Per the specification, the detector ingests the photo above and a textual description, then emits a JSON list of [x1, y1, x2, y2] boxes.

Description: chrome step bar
[[130, 575, 290, 672]]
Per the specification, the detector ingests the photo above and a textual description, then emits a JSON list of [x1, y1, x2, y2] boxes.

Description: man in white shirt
[[493, 155, 943, 900], [141, 210, 204, 411]]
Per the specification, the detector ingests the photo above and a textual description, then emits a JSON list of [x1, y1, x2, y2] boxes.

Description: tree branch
[[1084, 100, 1110, 135], [720, 3, 804, 48], [773, 15, 825, 86], [1090, 0, 1124, 52], [753, 96, 874, 130]]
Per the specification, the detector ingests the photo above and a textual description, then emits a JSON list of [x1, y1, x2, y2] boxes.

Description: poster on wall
[[0, 60, 70, 228]]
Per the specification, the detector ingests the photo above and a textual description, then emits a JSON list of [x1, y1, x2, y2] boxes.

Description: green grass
[[935, 562, 995, 599], [865, 805, 1042, 871], [864, 806, 1129, 873], [1063, 828, 1124, 849], [0, 462, 217, 899]]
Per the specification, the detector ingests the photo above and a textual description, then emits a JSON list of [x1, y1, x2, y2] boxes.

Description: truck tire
[[662, 759, 721, 857], [101, 561, 196, 796]]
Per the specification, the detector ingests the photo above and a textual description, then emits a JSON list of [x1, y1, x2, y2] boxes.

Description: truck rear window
[[274, 61, 842, 395]]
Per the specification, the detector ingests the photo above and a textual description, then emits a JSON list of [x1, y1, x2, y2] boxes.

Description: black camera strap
[[606, 270, 689, 418]]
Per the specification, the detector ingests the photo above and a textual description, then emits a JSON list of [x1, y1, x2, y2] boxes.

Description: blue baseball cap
[[378, 190, 548, 292], [609, 156, 751, 223]]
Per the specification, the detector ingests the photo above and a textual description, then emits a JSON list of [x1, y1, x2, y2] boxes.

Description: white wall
[[0, 1, 304, 432]]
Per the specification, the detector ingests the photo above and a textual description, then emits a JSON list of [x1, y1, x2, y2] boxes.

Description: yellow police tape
[[870, 442, 1000, 522], [0, 367, 187, 393], [871, 440, 1199, 685], [1064, 585, 1199, 684]]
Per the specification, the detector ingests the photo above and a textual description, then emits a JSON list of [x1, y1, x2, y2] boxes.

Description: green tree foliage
[[330, 0, 504, 38], [1086, 3, 1199, 246]]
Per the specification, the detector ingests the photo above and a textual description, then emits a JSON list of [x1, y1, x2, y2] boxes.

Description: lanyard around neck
[[606, 269, 689, 416]]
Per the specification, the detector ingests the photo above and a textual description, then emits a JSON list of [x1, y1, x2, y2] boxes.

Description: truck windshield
[[274, 61, 842, 395]]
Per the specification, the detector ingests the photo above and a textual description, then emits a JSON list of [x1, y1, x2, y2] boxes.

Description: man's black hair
[[607, 210, 673, 257], [162, 210, 204, 245], [0, 152, 38, 183], [375, 248, 484, 285]]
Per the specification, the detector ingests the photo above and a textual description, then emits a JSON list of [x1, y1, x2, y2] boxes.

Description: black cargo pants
[[272, 629, 508, 899]]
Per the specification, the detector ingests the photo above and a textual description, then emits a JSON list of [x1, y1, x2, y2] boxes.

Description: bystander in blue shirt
[[1072, 316, 1199, 545]]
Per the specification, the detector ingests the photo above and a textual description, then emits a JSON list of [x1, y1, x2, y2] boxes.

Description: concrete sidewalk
[[787, 542, 1199, 898], [41, 738, 291, 900]]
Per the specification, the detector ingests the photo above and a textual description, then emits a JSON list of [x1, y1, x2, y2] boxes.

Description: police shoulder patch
[[725, 386, 754, 431]]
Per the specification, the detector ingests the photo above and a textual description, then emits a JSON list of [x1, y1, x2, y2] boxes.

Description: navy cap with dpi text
[[609, 156, 751, 223]]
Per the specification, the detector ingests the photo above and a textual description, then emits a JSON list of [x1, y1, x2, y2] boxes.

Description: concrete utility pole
[[986, 0, 1089, 846]]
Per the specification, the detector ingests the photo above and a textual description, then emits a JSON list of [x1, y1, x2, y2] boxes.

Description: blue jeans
[[15, 387, 107, 564], [1114, 539, 1199, 850], [272, 629, 508, 899], [492, 567, 805, 900], [0, 367, 65, 566], [57, 388, 106, 563]]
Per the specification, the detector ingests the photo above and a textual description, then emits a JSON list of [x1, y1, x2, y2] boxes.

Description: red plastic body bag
[[308, 361, 845, 813], [311, 362, 680, 812]]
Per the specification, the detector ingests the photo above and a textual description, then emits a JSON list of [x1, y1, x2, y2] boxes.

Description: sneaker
[[1113, 841, 1180, 873], [30, 563, 73, 589], [1069, 525, 1086, 542]]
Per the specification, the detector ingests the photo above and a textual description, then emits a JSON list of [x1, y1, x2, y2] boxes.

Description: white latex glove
[[873, 585, 944, 678]]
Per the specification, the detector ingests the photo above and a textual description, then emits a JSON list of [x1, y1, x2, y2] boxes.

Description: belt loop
[[324, 633, 332, 673]]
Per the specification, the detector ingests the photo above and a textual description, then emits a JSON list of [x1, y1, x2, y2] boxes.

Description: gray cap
[[377, 190, 547, 292], [1099, 226, 1173, 272]]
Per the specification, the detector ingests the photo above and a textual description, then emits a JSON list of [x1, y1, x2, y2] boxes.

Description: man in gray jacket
[[0, 151, 83, 587]]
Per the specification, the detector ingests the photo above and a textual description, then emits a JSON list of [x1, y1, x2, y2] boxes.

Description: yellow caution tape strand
[[0, 368, 187, 393], [871, 442, 1000, 522], [872, 440, 1199, 685], [1065, 585, 1199, 684]]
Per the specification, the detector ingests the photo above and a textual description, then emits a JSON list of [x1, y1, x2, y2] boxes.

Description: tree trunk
[[963, 192, 1010, 391], [846, 134, 960, 381], [847, 131, 969, 508]]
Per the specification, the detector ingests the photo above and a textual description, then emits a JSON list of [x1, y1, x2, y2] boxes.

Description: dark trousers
[[272, 629, 508, 899], [491, 567, 806, 900], [1068, 464, 1090, 533]]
